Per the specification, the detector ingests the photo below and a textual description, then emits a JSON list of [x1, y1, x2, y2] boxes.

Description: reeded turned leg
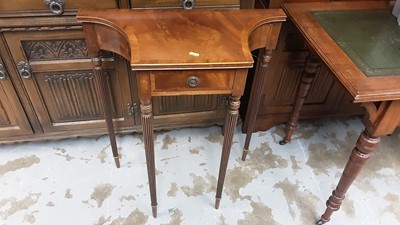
[[140, 98, 157, 218], [279, 52, 320, 145], [215, 96, 240, 209], [92, 55, 120, 168], [242, 48, 273, 161], [317, 130, 380, 224]]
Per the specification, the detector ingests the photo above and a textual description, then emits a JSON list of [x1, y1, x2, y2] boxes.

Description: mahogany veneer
[[77, 9, 285, 217]]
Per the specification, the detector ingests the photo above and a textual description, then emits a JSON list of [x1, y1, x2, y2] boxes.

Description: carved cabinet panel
[[4, 29, 134, 133], [0, 55, 33, 136], [152, 94, 228, 128]]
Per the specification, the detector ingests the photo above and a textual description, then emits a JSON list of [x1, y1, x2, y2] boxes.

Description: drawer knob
[[187, 76, 199, 88], [182, 0, 195, 10], [44, 0, 64, 15], [0, 64, 7, 80], [17, 61, 32, 80]]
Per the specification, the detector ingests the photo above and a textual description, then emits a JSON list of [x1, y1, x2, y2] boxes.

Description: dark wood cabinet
[[0, 0, 372, 143], [4, 30, 134, 133], [0, 0, 250, 143], [0, 55, 33, 137]]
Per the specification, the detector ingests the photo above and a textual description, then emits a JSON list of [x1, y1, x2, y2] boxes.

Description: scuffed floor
[[0, 117, 399, 225]]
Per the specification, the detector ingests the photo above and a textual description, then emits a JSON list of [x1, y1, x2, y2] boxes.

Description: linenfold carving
[[44, 72, 104, 120]]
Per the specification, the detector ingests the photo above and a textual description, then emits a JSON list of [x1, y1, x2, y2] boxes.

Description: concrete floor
[[0, 117, 399, 225]]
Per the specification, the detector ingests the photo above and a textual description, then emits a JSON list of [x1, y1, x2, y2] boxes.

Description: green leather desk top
[[312, 9, 400, 77]]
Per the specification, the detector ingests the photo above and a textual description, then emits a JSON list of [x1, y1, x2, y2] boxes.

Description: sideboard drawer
[[150, 70, 235, 95], [131, 0, 240, 9], [0, 0, 117, 14]]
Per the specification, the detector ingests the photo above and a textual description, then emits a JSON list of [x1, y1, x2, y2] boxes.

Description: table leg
[[317, 130, 380, 224], [140, 98, 157, 218], [242, 49, 273, 161], [215, 96, 240, 209], [279, 52, 320, 145], [92, 55, 120, 168], [317, 101, 400, 224]]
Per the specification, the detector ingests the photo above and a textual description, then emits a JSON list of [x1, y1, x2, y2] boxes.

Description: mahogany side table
[[77, 9, 285, 217], [281, 1, 400, 224]]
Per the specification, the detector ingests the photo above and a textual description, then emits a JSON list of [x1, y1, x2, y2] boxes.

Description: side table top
[[77, 9, 286, 70]]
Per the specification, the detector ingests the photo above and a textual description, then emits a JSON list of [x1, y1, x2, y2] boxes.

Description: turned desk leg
[[215, 96, 240, 209], [317, 130, 380, 224], [280, 52, 320, 145], [92, 56, 120, 168], [242, 49, 273, 161], [140, 98, 158, 218], [317, 101, 400, 224]]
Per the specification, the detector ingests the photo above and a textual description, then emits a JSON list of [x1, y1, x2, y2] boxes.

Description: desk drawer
[[150, 70, 235, 95], [0, 0, 117, 15], [131, 0, 240, 9]]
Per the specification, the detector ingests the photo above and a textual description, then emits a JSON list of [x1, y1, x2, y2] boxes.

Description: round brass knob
[[187, 76, 199, 88]]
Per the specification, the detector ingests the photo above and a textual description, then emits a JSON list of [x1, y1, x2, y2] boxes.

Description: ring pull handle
[[17, 61, 32, 80], [0, 64, 7, 80], [44, 0, 65, 15], [182, 0, 195, 10], [187, 76, 199, 88]]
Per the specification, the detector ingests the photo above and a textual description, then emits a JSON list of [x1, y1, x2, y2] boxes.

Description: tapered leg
[[215, 96, 240, 209], [140, 98, 157, 218], [92, 55, 120, 168], [317, 130, 380, 224], [242, 49, 273, 161], [279, 52, 320, 145]]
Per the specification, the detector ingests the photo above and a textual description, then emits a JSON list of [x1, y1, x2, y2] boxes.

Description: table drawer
[[131, 0, 240, 9], [0, 0, 117, 15], [150, 70, 235, 94]]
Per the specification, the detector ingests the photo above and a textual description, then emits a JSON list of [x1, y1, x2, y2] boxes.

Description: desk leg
[[317, 130, 380, 224], [279, 52, 319, 145], [317, 101, 400, 224], [242, 49, 273, 161], [92, 56, 120, 168], [140, 98, 157, 218], [215, 96, 240, 209]]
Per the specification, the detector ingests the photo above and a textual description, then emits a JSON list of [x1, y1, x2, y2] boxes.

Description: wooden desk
[[281, 1, 400, 224], [76, 9, 285, 217]]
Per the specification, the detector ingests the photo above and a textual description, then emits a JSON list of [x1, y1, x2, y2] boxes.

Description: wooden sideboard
[[0, 0, 254, 144]]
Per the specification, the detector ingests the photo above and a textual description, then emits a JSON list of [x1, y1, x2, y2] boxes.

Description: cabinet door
[[152, 94, 229, 128], [4, 29, 134, 133], [0, 55, 33, 136]]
